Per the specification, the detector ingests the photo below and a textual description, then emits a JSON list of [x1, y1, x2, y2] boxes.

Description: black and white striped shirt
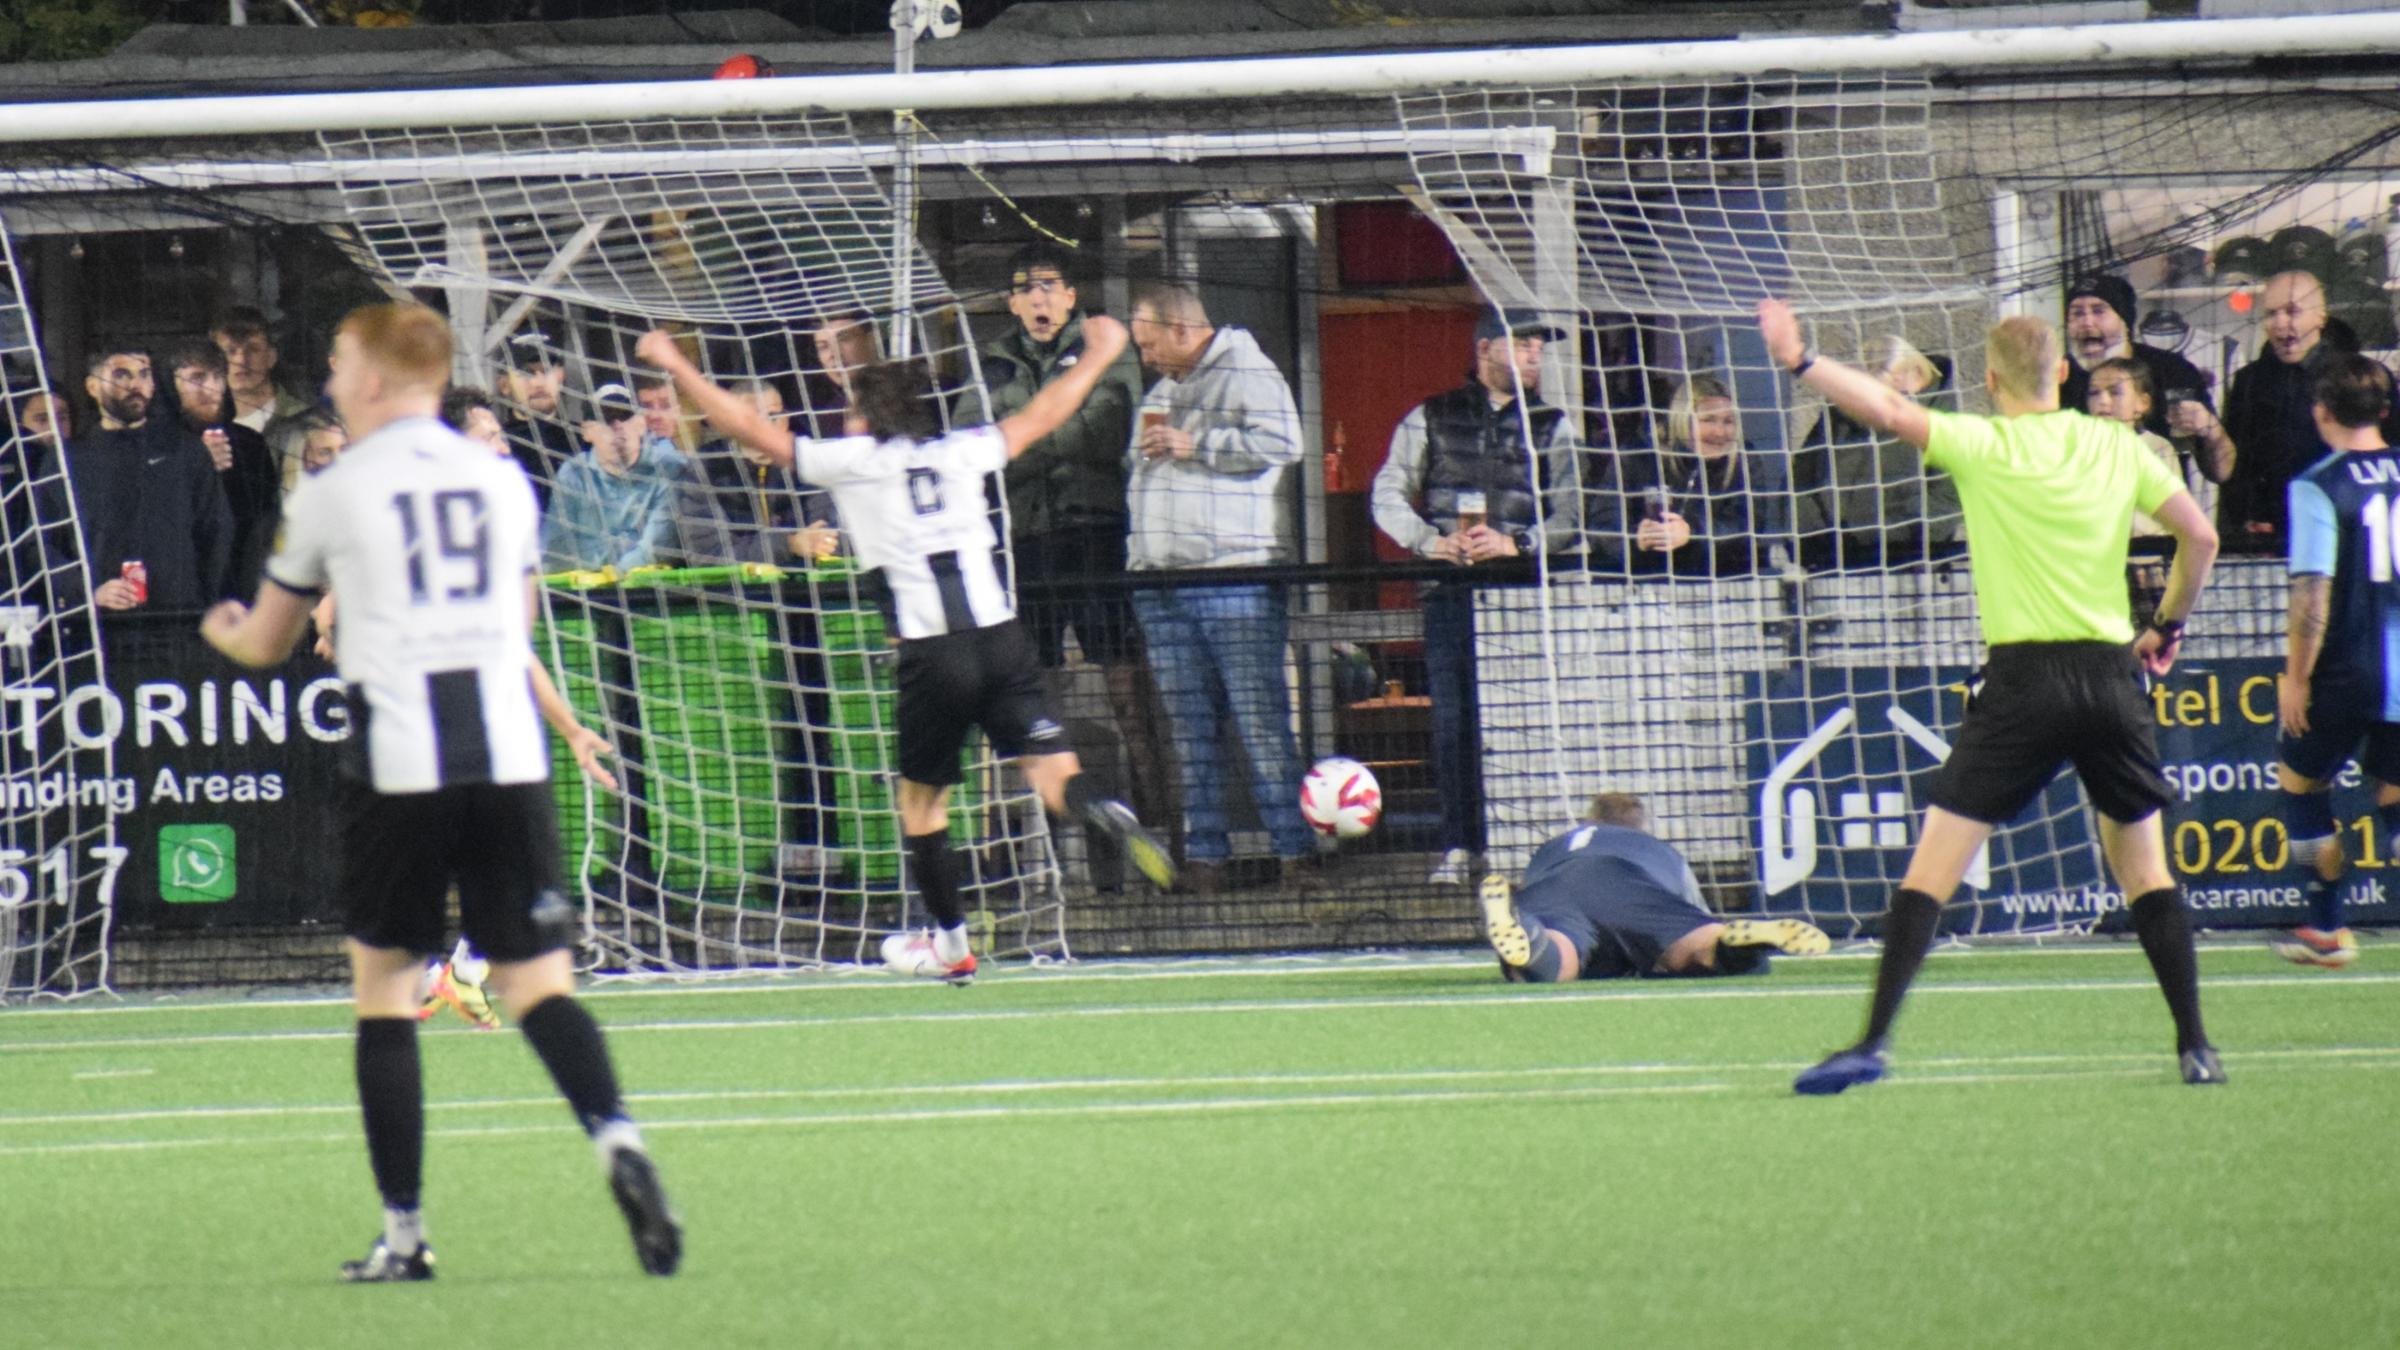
[[798, 425, 1016, 640], [265, 416, 549, 793]]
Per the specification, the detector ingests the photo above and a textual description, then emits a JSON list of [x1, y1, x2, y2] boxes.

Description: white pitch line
[[6, 968, 2397, 1057], [68, 1067, 154, 1081], [7, 1044, 2399, 1133], [0, 940, 2324, 1018], [0, 1081, 1736, 1159]]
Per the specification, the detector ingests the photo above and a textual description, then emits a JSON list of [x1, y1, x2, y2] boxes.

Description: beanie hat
[[2064, 274, 2136, 332]]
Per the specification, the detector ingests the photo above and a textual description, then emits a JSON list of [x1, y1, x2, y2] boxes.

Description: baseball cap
[[1474, 308, 1567, 342], [592, 382, 640, 418]]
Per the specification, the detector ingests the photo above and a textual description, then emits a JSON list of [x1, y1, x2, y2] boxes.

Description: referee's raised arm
[[635, 327, 796, 467], [994, 315, 1131, 460], [1757, 299, 1933, 449]]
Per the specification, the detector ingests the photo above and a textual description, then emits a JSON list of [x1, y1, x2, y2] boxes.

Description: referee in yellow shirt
[[1757, 301, 2226, 1093]]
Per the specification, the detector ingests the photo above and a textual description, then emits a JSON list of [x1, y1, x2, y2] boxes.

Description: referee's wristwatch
[[2148, 615, 2187, 643]]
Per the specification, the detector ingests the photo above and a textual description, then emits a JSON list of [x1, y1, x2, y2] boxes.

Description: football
[[1300, 757, 1382, 839]]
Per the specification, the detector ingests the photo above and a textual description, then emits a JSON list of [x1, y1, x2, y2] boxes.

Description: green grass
[[4, 943, 2399, 1349]]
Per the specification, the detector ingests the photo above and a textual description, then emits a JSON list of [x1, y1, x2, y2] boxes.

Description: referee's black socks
[[355, 1017, 424, 1228], [905, 829, 967, 931], [1859, 888, 1944, 1050], [2129, 887, 2210, 1054]]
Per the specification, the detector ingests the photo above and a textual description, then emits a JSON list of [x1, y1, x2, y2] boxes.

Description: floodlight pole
[[889, 0, 919, 361]]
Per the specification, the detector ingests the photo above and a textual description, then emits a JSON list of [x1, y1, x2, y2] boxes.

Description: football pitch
[[4, 944, 2397, 1350]]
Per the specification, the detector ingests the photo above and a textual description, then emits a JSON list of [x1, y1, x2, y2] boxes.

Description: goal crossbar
[[0, 13, 2395, 145]]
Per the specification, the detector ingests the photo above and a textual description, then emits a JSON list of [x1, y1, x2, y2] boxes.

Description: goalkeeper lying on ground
[[1478, 792, 1828, 981]]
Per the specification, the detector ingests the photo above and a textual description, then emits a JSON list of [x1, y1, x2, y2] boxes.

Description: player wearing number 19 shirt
[[2272, 353, 2400, 968], [201, 304, 680, 1283], [637, 318, 1174, 985], [1756, 301, 2227, 1094]]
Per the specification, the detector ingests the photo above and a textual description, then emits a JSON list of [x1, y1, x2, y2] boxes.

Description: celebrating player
[[2271, 352, 2400, 968], [636, 318, 1174, 984], [1478, 792, 1829, 982], [201, 302, 681, 1281], [1757, 300, 2225, 1093]]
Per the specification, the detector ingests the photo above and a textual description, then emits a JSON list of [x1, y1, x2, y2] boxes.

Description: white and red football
[[1300, 757, 1382, 839]]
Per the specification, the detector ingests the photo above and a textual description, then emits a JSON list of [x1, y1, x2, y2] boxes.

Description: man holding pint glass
[[1372, 307, 1582, 886]]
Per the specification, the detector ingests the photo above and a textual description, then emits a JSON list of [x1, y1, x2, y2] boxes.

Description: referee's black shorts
[[338, 776, 574, 962], [1928, 640, 2172, 826], [896, 619, 1070, 787]]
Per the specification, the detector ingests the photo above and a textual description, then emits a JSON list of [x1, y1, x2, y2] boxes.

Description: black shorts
[[2280, 688, 2400, 786], [1012, 525, 1141, 668], [338, 776, 573, 962], [1928, 641, 2172, 826], [895, 620, 1070, 787], [1517, 874, 1715, 980]]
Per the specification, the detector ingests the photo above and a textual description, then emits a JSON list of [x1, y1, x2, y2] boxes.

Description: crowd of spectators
[[9, 257, 2384, 896]]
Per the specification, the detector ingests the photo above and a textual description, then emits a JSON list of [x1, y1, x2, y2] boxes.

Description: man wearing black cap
[[1372, 306, 1581, 886], [2059, 274, 2231, 480], [540, 381, 691, 572]]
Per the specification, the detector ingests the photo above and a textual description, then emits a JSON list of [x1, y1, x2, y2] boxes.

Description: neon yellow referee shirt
[[1922, 407, 2187, 646]]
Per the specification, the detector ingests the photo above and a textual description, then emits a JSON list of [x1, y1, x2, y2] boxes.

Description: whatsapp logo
[[159, 825, 237, 903]]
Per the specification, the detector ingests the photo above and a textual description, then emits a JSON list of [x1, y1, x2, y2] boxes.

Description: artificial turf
[[2, 943, 2395, 1349]]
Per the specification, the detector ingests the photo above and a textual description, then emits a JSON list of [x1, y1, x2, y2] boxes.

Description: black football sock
[[1059, 771, 1105, 825], [518, 996, 628, 1136], [1713, 941, 1772, 976], [905, 829, 966, 930], [355, 1017, 424, 1224], [1858, 889, 1944, 1050], [2130, 887, 2210, 1054]]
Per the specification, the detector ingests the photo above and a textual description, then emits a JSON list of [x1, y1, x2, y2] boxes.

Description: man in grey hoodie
[[1126, 282, 1316, 892]]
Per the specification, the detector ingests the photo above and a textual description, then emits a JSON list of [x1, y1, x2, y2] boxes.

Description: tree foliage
[[0, 0, 162, 65]]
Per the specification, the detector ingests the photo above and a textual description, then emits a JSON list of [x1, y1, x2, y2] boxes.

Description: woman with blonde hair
[[1614, 373, 1787, 576]]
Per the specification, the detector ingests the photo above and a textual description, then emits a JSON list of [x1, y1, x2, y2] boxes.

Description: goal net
[[7, 8, 2392, 991], [1395, 44, 2400, 937], [319, 112, 1065, 974], [0, 228, 122, 997]]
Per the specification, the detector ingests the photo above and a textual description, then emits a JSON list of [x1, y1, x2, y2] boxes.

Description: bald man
[[2217, 270, 2394, 552]]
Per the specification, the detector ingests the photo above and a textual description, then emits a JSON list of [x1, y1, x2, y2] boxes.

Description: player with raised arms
[[202, 302, 681, 1281], [1757, 299, 2226, 1093], [636, 316, 1174, 984], [2271, 352, 2400, 968]]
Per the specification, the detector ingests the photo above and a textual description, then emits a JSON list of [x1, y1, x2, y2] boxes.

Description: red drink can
[[120, 560, 147, 604]]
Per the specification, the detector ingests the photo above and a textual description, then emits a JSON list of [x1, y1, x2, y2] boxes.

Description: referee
[[1757, 301, 2226, 1093], [638, 319, 1174, 984], [203, 303, 680, 1280]]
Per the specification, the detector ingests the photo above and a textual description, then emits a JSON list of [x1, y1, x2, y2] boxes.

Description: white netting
[[318, 113, 1064, 972], [1404, 76, 2109, 936], [0, 228, 120, 997]]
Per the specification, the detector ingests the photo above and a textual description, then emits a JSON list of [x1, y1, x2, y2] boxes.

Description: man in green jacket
[[966, 242, 1172, 872]]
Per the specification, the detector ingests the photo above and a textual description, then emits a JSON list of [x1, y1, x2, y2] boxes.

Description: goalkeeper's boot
[[339, 1237, 435, 1283], [606, 1144, 683, 1277], [2270, 926, 2358, 969], [2179, 1044, 2228, 1086], [881, 930, 977, 986], [1794, 1043, 1889, 1096], [424, 962, 502, 1030], [446, 961, 502, 1031], [1478, 874, 1532, 970], [1719, 917, 1831, 957], [1082, 798, 1176, 892]]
